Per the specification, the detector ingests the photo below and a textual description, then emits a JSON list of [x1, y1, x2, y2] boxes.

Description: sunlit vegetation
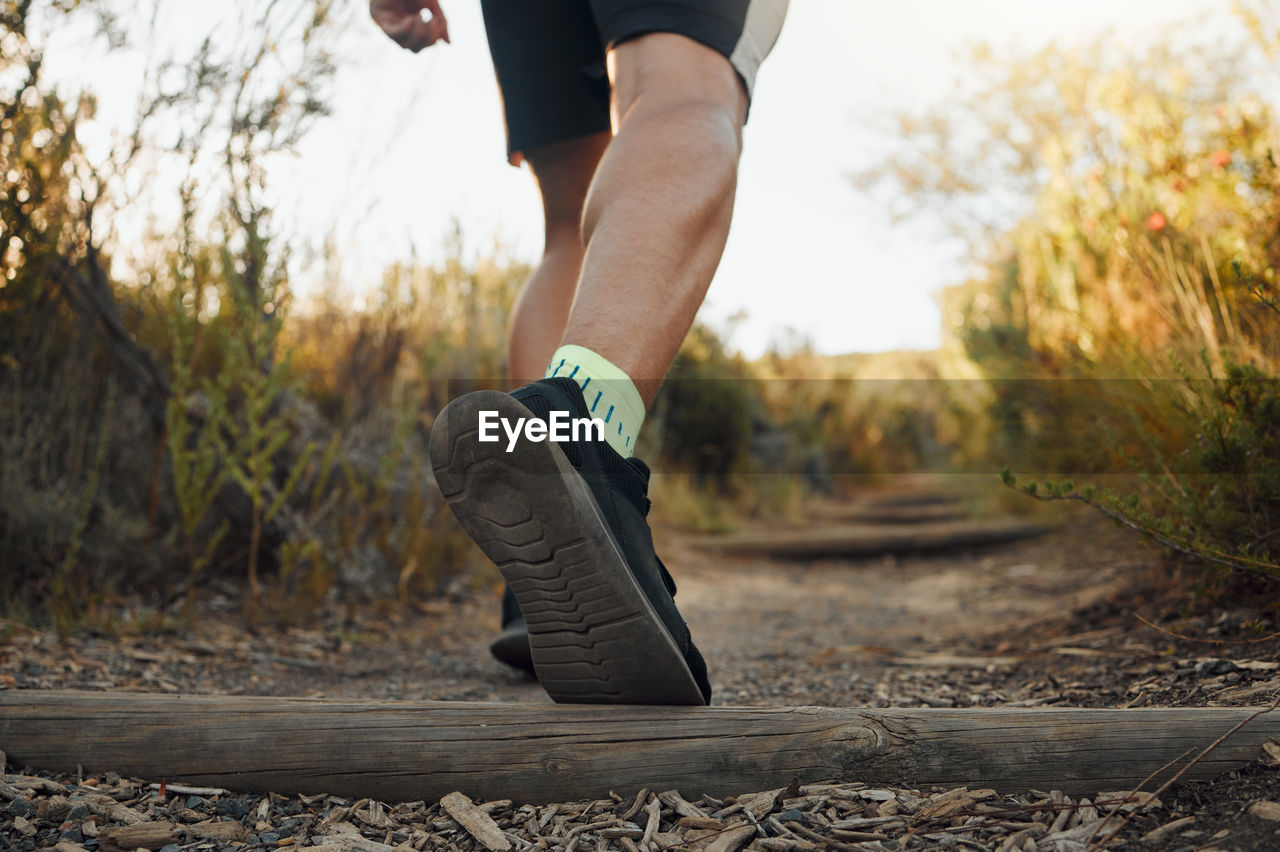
[[858, 3, 1280, 578], [3, 0, 1278, 632]]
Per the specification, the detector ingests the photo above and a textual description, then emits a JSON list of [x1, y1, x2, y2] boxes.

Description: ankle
[[545, 344, 646, 457]]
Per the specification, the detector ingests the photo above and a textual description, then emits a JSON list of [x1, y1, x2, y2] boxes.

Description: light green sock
[[545, 344, 645, 458]]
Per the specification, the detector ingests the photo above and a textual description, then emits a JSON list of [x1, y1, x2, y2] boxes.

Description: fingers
[[422, 0, 450, 44], [370, 0, 449, 52], [400, 17, 439, 52]]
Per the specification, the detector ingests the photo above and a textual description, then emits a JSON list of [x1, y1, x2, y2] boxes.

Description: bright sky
[[54, 0, 1239, 356]]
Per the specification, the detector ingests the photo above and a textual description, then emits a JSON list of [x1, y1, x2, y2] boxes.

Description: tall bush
[[861, 13, 1280, 576]]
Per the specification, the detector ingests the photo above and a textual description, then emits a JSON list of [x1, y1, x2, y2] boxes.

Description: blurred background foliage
[[2, 0, 1278, 632], [896, 5, 1280, 580]]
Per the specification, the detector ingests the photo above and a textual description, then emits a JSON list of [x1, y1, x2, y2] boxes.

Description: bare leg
[[563, 33, 747, 405], [507, 132, 611, 384]]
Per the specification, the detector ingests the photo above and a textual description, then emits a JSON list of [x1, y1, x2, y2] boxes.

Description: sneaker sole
[[429, 390, 707, 706]]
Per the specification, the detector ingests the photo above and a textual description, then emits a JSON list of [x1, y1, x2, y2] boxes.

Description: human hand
[[370, 0, 450, 52]]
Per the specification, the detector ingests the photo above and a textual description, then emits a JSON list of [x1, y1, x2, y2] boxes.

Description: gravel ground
[[3, 756, 1279, 852], [3, 492, 1280, 851]]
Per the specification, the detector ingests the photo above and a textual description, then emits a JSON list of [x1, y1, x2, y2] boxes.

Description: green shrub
[[649, 324, 757, 489]]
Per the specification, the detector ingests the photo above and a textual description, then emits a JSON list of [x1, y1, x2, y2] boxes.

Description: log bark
[[2, 691, 1276, 803], [690, 519, 1047, 559]]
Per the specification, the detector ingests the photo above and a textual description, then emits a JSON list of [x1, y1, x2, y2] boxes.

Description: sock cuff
[[546, 344, 646, 429]]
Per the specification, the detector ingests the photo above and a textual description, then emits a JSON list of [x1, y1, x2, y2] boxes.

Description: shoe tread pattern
[[429, 391, 706, 705]]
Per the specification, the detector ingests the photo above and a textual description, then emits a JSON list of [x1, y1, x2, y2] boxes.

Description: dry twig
[[1133, 611, 1280, 646]]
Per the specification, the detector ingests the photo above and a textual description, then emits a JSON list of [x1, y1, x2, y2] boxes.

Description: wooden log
[[805, 496, 965, 526], [863, 493, 957, 509], [2, 691, 1276, 803], [817, 504, 966, 525], [690, 518, 1047, 560]]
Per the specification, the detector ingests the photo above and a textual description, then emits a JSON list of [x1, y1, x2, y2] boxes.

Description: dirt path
[[1, 489, 1138, 706], [672, 510, 1128, 708], [4, 484, 1280, 851], [3, 486, 1274, 709]]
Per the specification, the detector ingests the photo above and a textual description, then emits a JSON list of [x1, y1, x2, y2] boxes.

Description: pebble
[[216, 798, 251, 818], [1196, 659, 1239, 676]]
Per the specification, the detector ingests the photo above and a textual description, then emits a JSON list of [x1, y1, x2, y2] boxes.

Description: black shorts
[[479, 0, 788, 162]]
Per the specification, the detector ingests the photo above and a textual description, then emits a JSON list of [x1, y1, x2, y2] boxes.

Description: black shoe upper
[[490, 586, 535, 675], [500, 583, 524, 628], [502, 376, 711, 704]]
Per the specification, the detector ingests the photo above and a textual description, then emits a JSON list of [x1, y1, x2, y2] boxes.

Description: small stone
[[67, 803, 91, 821], [8, 797, 34, 817], [777, 809, 806, 823], [1196, 658, 1238, 676], [216, 799, 251, 819], [259, 833, 280, 844], [186, 796, 207, 809]]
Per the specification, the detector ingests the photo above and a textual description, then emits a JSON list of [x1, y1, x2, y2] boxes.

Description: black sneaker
[[489, 586, 534, 675], [428, 377, 711, 705]]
